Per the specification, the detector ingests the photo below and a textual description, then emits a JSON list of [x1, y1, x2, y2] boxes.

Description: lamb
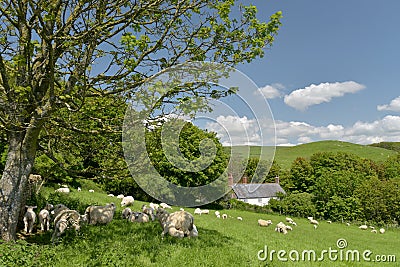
[[117, 194, 124, 199], [309, 219, 319, 225], [359, 225, 368, 230], [286, 217, 293, 223], [289, 221, 297, 226], [156, 208, 195, 238], [237, 217, 243, 221], [327, 220, 332, 224], [222, 214, 228, 220], [120, 196, 134, 207], [55, 187, 70, 193], [201, 209, 209, 215], [107, 194, 115, 197], [275, 222, 289, 234], [379, 228, 385, 234], [23, 206, 37, 234], [258, 219, 272, 227], [141, 205, 155, 221], [371, 229, 377, 233], [194, 208, 202, 215], [88, 189, 94, 193], [160, 203, 172, 209], [128, 212, 150, 223], [214, 211, 220, 216], [149, 203, 159, 210], [85, 203, 116, 225], [51, 209, 82, 243], [122, 207, 132, 219], [38, 203, 54, 232]]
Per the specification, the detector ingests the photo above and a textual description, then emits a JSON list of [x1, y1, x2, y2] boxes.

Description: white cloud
[[256, 83, 285, 99], [377, 96, 400, 112], [284, 81, 366, 111]]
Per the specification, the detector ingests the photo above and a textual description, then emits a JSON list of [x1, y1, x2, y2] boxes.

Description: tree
[[0, 0, 282, 241], [288, 157, 314, 193]]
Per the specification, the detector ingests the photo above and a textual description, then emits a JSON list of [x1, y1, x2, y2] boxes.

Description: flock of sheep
[[22, 185, 387, 245]]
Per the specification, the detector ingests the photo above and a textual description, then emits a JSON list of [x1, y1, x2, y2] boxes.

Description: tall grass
[[1, 188, 399, 266]]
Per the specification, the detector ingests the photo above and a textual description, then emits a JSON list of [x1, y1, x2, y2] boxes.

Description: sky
[[195, 0, 400, 146]]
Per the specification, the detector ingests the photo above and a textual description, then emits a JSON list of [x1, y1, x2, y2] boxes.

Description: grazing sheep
[[77, 187, 81, 192], [371, 229, 377, 233], [194, 208, 202, 215], [51, 209, 82, 243], [379, 228, 385, 234], [307, 216, 313, 221], [222, 214, 228, 220], [107, 193, 115, 197], [128, 212, 150, 223], [285, 225, 293, 231], [309, 219, 319, 225], [38, 204, 54, 232], [149, 203, 159, 210], [141, 205, 155, 221], [117, 194, 124, 199], [286, 217, 293, 223], [369, 226, 375, 230], [156, 208, 194, 238], [258, 219, 272, 227], [23, 206, 37, 234], [346, 223, 351, 226], [327, 220, 332, 224], [88, 189, 94, 193], [275, 222, 290, 234], [120, 196, 134, 207], [55, 187, 70, 193], [122, 208, 132, 220], [289, 221, 297, 226], [359, 225, 368, 230], [215, 211, 220, 216], [160, 203, 172, 209], [180, 208, 185, 211], [201, 209, 209, 215], [237, 217, 243, 221], [85, 203, 116, 225]]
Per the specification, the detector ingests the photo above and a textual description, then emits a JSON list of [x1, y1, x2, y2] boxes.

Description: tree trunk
[[0, 127, 40, 241]]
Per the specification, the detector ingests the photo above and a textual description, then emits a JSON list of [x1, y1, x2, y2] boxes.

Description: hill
[[227, 140, 397, 170]]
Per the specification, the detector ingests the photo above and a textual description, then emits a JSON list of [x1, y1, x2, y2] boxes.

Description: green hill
[[227, 140, 398, 170]]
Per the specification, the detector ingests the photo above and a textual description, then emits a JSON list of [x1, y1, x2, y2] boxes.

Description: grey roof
[[231, 183, 286, 199]]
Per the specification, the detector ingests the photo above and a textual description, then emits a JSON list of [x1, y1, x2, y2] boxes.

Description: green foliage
[[288, 157, 315, 193], [383, 153, 400, 180], [269, 192, 316, 218]]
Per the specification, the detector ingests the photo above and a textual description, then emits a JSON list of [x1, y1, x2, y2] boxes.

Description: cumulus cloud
[[284, 81, 366, 111], [256, 83, 285, 99], [202, 114, 400, 147], [377, 96, 400, 112]]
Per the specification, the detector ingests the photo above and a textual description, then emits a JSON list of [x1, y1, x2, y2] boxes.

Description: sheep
[[120, 196, 134, 207], [156, 208, 194, 238], [359, 225, 368, 230], [222, 214, 228, 220], [369, 226, 375, 230], [141, 205, 155, 221], [88, 189, 94, 193], [122, 207, 132, 220], [307, 216, 313, 221], [23, 206, 37, 234], [180, 208, 185, 211], [275, 222, 289, 234], [379, 228, 385, 234], [327, 220, 332, 224], [194, 208, 202, 215], [285, 225, 293, 231], [77, 187, 81, 192], [160, 203, 172, 209], [55, 187, 70, 193], [237, 217, 243, 221], [107, 193, 115, 197], [149, 203, 159, 210], [346, 223, 351, 226], [51, 209, 82, 243], [38, 203, 54, 232], [286, 217, 293, 223], [309, 219, 319, 225], [85, 203, 116, 225], [289, 221, 297, 226], [258, 219, 272, 227], [128, 212, 150, 223], [201, 209, 209, 215], [214, 211, 220, 216], [51, 204, 69, 219], [371, 229, 377, 233], [116, 194, 124, 199]]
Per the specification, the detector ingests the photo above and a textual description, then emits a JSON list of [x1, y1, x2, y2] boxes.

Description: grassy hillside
[[227, 140, 398, 170], [1, 187, 399, 266]]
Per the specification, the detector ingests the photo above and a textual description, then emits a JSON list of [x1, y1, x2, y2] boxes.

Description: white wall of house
[[238, 197, 277, 207]]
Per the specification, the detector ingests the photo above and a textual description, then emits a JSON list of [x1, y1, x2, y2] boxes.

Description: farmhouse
[[229, 176, 286, 206]]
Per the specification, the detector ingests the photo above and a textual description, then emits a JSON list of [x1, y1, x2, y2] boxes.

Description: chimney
[[228, 173, 233, 187], [242, 176, 248, 184], [275, 176, 280, 184]]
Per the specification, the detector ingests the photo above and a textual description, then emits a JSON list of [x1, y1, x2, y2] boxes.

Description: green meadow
[[1, 185, 398, 267]]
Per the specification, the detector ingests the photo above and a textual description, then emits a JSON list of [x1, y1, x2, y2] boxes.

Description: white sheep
[[23, 206, 37, 234], [309, 219, 319, 225], [307, 216, 313, 221], [258, 219, 272, 227], [201, 209, 209, 215], [85, 203, 116, 225], [286, 217, 293, 223], [289, 221, 297, 226], [222, 214, 228, 220], [141, 205, 155, 221], [88, 189, 94, 193], [346, 222, 351, 226], [156, 208, 195, 238], [327, 220, 332, 224], [149, 203, 159, 210], [275, 222, 289, 234], [371, 229, 377, 233], [214, 211, 220, 216], [77, 187, 81, 192], [194, 208, 202, 215], [160, 202, 172, 209], [116, 194, 124, 199], [180, 208, 185, 211], [359, 225, 368, 230], [55, 187, 70, 193], [237, 217, 243, 221], [120, 196, 134, 207], [121, 207, 132, 220], [379, 228, 385, 234], [38, 203, 53, 232], [107, 193, 115, 197]]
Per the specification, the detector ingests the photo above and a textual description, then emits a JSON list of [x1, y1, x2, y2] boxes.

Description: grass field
[[1, 186, 399, 267], [227, 140, 398, 170]]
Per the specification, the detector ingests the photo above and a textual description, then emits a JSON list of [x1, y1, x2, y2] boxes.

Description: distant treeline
[[369, 142, 400, 152]]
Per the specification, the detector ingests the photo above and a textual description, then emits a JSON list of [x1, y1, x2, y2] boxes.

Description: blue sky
[[200, 0, 400, 146]]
